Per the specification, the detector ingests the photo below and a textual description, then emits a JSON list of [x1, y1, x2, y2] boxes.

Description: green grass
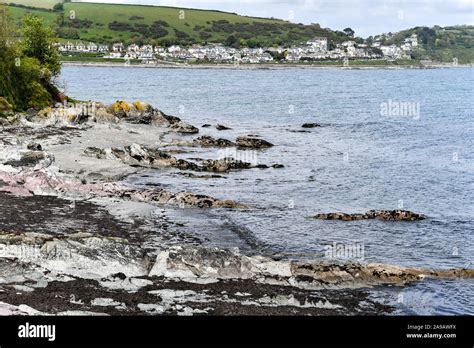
[[7, 0, 60, 10], [7, 5, 57, 26], [5, 2, 473, 63], [60, 55, 141, 64], [58, 2, 348, 46], [62, 2, 282, 44]]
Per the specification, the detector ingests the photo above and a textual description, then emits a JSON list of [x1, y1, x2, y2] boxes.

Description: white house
[[87, 42, 98, 52], [307, 37, 328, 52], [112, 43, 124, 52]]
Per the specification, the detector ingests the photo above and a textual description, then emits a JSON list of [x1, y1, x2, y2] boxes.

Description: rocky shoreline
[[0, 102, 472, 316]]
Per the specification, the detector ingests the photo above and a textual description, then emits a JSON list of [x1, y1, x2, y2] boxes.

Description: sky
[[75, 0, 474, 37]]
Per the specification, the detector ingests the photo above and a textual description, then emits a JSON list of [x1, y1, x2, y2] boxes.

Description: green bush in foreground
[[0, 4, 61, 110]]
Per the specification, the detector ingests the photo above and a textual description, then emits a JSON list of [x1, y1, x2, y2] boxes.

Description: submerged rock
[[272, 164, 285, 169], [216, 124, 232, 131], [236, 135, 274, 149], [302, 123, 321, 128], [313, 210, 426, 221]]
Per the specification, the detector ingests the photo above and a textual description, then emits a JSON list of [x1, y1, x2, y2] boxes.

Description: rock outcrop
[[0, 169, 247, 209], [35, 102, 200, 134], [84, 144, 256, 173], [236, 135, 274, 149], [193, 136, 235, 148], [313, 210, 426, 221], [148, 246, 472, 287], [3, 151, 53, 168]]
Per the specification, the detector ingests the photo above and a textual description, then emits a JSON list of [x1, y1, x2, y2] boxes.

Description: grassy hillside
[[7, 0, 60, 9], [56, 2, 351, 47], [375, 25, 474, 64], [5, 1, 474, 63], [7, 4, 57, 26]]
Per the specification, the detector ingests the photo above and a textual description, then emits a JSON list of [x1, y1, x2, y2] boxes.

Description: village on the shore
[[57, 33, 419, 64]]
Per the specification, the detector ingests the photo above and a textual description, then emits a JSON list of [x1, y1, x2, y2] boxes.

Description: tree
[[53, 3, 64, 12], [343, 27, 355, 37], [225, 34, 239, 48], [21, 14, 61, 76], [1, 8, 62, 110], [0, 2, 20, 107]]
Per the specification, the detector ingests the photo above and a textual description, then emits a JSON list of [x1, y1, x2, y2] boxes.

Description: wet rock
[[4, 151, 52, 168], [84, 144, 200, 171], [170, 121, 199, 134], [193, 136, 235, 148], [148, 246, 472, 288], [202, 124, 212, 128], [27, 143, 42, 151], [201, 158, 252, 173], [84, 144, 256, 173], [365, 210, 426, 221], [216, 124, 232, 131], [272, 164, 285, 169], [313, 210, 426, 221], [177, 172, 225, 179], [302, 123, 321, 128], [83, 146, 107, 158], [236, 136, 274, 149]]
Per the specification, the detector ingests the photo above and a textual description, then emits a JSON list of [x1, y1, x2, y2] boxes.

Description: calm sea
[[60, 66, 474, 314]]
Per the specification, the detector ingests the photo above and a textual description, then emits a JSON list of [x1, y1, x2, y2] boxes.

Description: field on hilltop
[[6, 0, 60, 9], [7, 3, 57, 26]]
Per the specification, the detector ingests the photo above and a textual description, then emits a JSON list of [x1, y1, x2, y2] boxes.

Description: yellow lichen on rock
[[132, 101, 146, 112], [112, 100, 131, 114]]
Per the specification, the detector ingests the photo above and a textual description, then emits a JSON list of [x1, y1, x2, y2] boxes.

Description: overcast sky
[[75, 0, 474, 37]]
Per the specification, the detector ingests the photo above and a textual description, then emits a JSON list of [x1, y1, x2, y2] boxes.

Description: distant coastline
[[61, 60, 472, 70]]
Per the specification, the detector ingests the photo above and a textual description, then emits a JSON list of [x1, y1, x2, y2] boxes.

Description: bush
[[22, 14, 61, 77], [108, 21, 133, 31], [0, 8, 62, 111], [58, 27, 80, 39], [12, 57, 53, 109]]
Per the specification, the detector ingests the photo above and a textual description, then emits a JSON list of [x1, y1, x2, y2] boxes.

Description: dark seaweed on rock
[[313, 210, 426, 221]]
